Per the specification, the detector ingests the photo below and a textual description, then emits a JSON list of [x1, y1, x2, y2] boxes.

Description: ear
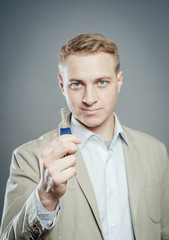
[[58, 74, 65, 95], [117, 71, 123, 93]]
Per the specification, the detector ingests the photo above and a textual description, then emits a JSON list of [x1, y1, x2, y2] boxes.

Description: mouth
[[81, 108, 102, 115]]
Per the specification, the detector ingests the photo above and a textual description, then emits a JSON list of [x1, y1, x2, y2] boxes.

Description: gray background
[[0, 0, 169, 224]]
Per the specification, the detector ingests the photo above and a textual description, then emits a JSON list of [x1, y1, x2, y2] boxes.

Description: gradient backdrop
[[0, 0, 169, 223]]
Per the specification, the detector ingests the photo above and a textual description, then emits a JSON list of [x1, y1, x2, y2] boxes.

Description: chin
[[79, 118, 103, 129]]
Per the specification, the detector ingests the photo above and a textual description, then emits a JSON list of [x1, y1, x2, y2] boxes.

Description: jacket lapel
[[122, 127, 141, 235], [58, 116, 103, 235], [75, 149, 103, 236]]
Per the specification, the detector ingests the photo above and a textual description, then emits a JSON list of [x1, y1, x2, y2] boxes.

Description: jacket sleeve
[[161, 143, 169, 240], [0, 145, 55, 240]]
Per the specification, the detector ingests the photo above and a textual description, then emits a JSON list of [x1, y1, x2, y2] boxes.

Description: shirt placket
[[94, 139, 109, 239], [105, 146, 121, 239]]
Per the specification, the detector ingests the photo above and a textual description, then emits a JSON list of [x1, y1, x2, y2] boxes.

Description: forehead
[[62, 52, 116, 79]]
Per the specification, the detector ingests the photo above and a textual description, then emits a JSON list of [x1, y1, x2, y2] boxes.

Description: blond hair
[[58, 33, 120, 74]]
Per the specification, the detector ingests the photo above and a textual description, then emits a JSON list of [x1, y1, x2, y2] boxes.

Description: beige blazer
[[0, 117, 169, 240]]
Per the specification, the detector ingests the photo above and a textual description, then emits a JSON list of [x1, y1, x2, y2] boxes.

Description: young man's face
[[58, 52, 123, 134]]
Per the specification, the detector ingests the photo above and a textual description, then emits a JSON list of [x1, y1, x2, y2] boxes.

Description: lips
[[81, 108, 101, 115]]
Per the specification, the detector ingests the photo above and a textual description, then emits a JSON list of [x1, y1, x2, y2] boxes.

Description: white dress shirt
[[36, 113, 135, 239], [71, 114, 135, 240]]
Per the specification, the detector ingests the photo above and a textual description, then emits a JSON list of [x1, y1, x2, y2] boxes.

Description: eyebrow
[[69, 76, 112, 82], [69, 79, 84, 83]]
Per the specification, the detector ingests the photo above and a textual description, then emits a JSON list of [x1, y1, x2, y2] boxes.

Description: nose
[[82, 85, 98, 105]]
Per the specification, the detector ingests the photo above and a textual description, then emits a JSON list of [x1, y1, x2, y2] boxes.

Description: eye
[[98, 80, 107, 87], [70, 82, 82, 89]]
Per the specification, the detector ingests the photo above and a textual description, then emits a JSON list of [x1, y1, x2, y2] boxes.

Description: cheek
[[65, 89, 81, 105], [101, 87, 118, 102]]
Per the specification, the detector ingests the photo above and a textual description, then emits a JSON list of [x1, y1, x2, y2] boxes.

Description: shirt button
[[111, 223, 117, 228], [109, 190, 116, 196], [47, 220, 53, 227], [109, 190, 113, 196], [110, 145, 113, 150]]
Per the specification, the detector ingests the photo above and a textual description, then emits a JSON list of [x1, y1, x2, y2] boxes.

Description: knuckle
[[53, 176, 62, 186], [56, 136, 62, 144], [62, 141, 69, 149], [57, 135, 66, 144], [72, 143, 78, 151], [47, 165, 53, 176], [42, 158, 49, 170], [70, 155, 76, 163], [74, 145, 79, 152], [65, 155, 76, 165], [71, 167, 77, 176]]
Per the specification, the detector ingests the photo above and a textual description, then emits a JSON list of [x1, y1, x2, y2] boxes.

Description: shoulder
[[122, 126, 169, 175], [122, 125, 167, 154], [122, 125, 160, 143], [13, 128, 58, 157], [10, 129, 59, 175]]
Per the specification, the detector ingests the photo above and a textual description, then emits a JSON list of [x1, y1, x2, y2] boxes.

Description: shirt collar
[[70, 115, 96, 149], [113, 113, 129, 146], [70, 113, 129, 149]]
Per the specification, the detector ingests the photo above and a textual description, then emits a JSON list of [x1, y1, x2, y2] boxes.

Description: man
[[0, 33, 169, 240]]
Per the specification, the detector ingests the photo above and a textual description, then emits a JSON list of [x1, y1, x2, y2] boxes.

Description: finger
[[48, 155, 76, 176], [53, 167, 77, 187], [41, 134, 81, 158], [43, 142, 78, 167]]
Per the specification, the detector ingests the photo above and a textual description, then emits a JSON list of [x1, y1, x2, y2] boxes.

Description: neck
[[87, 115, 115, 141]]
